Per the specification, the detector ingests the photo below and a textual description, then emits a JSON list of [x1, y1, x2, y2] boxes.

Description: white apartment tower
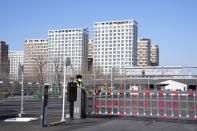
[[88, 40, 94, 58], [9, 51, 24, 79], [93, 20, 138, 74], [48, 28, 89, 75]]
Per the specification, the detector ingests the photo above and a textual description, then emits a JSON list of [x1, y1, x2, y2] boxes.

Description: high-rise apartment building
[[48, 28, 89, 75], [137, 38, 151, 67], [150, 45, 159, 66], [24, 39, 48, 79], [9, 51, 24, 79], [0, 41, 9, 78], [93, 20, 138, 74], [88, 40, 94, 72], [88, 40, 94, 58]]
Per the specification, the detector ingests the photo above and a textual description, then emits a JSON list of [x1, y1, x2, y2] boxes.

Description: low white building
[[156, 80, 187, 91], [9, 51, 24, 79], [129, 85, 138, 90]]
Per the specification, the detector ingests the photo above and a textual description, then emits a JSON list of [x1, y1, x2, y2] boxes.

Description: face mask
[[78, 79, 81, 82]]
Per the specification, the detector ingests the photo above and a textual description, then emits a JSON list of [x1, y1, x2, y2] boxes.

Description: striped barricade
[[92, 90, 197, 120]]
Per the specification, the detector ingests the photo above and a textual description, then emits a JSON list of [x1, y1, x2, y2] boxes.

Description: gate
[[91, 90, 197, 120]]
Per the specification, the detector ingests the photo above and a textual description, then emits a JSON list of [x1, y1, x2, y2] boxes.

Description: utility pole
[[18, 62, 24, 117], [61, 57, 70, 122], [111, 67, 114, 90]]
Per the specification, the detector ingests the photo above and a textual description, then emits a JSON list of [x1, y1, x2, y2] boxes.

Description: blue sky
[[0, 0, 197, 66]]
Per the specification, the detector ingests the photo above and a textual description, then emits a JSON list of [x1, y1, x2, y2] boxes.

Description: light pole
[[111, 67, 114, 90], [21, 66, 24, 116], [4, 63, 38, 122], [61, 57, 70, 122], [148, 76, 150, 90], [18, 63, 24, 117]]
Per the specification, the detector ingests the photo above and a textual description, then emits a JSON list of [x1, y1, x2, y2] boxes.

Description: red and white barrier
[[93, 90, 197, 120]]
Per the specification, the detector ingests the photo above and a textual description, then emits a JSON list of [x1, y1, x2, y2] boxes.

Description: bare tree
[[53, 57, 63, 94], [92, 66, 104, 90], [8, 81, 15, 100], [25, 82, 34, 100], [34, 56, 47, 92], [36, 57, 47, 85]]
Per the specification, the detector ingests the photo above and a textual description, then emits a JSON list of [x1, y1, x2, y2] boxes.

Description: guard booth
[[67, 81, 87, 119]]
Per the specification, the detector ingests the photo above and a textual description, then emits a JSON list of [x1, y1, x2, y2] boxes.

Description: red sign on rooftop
[[117, 21, 125, 24]]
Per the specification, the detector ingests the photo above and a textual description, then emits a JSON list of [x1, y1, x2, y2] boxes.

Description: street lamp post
[[18, 63, 24, 117], [21, 68, 24, 116], [61, 60, 67, 122], [61, 57, 71, 122], [4, 64, 38, 122], [19, 71, 24, 116], [111, 67, 114, 90], [148, 76, 150, 90]]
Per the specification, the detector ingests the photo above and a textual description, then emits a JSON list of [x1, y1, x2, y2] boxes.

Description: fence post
[[157, 93, 159, 116], [130, 92, 132, 116], [118, 92, 120, 115], [112, 92, 114, 114], [93, 92, 95, 114], [105, 92, 107, 114], [137, 92, 139, 116], [186, 92, 189, 118], [99, 92, 101, 114], [143, 92, 145, 116], [41, 85, 49, 127], [178, 94, 181, 118], [150, 93, 152, 116], [195, 94, 196, 118], [171, 92, 174, 117], [164, 92, 167, 117], [124, 91, 126, 115]]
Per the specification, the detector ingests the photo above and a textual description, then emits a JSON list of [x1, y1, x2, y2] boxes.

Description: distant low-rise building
[[137, 38, 151, 67], [156, 80, 187, 91], [9, 51, 24, 80], [150, 45, 159, 66], [126, 66, 183, 76]]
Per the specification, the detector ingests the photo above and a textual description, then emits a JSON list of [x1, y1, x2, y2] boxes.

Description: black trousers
[[81, 90, 87, 118], [69, 101, 74, 119]]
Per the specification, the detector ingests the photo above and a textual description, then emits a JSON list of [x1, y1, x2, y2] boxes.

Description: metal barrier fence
[[91, 90, 197, 119]]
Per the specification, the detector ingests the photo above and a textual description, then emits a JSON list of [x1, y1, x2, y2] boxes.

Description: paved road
[[1, 98, 197, 131]]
